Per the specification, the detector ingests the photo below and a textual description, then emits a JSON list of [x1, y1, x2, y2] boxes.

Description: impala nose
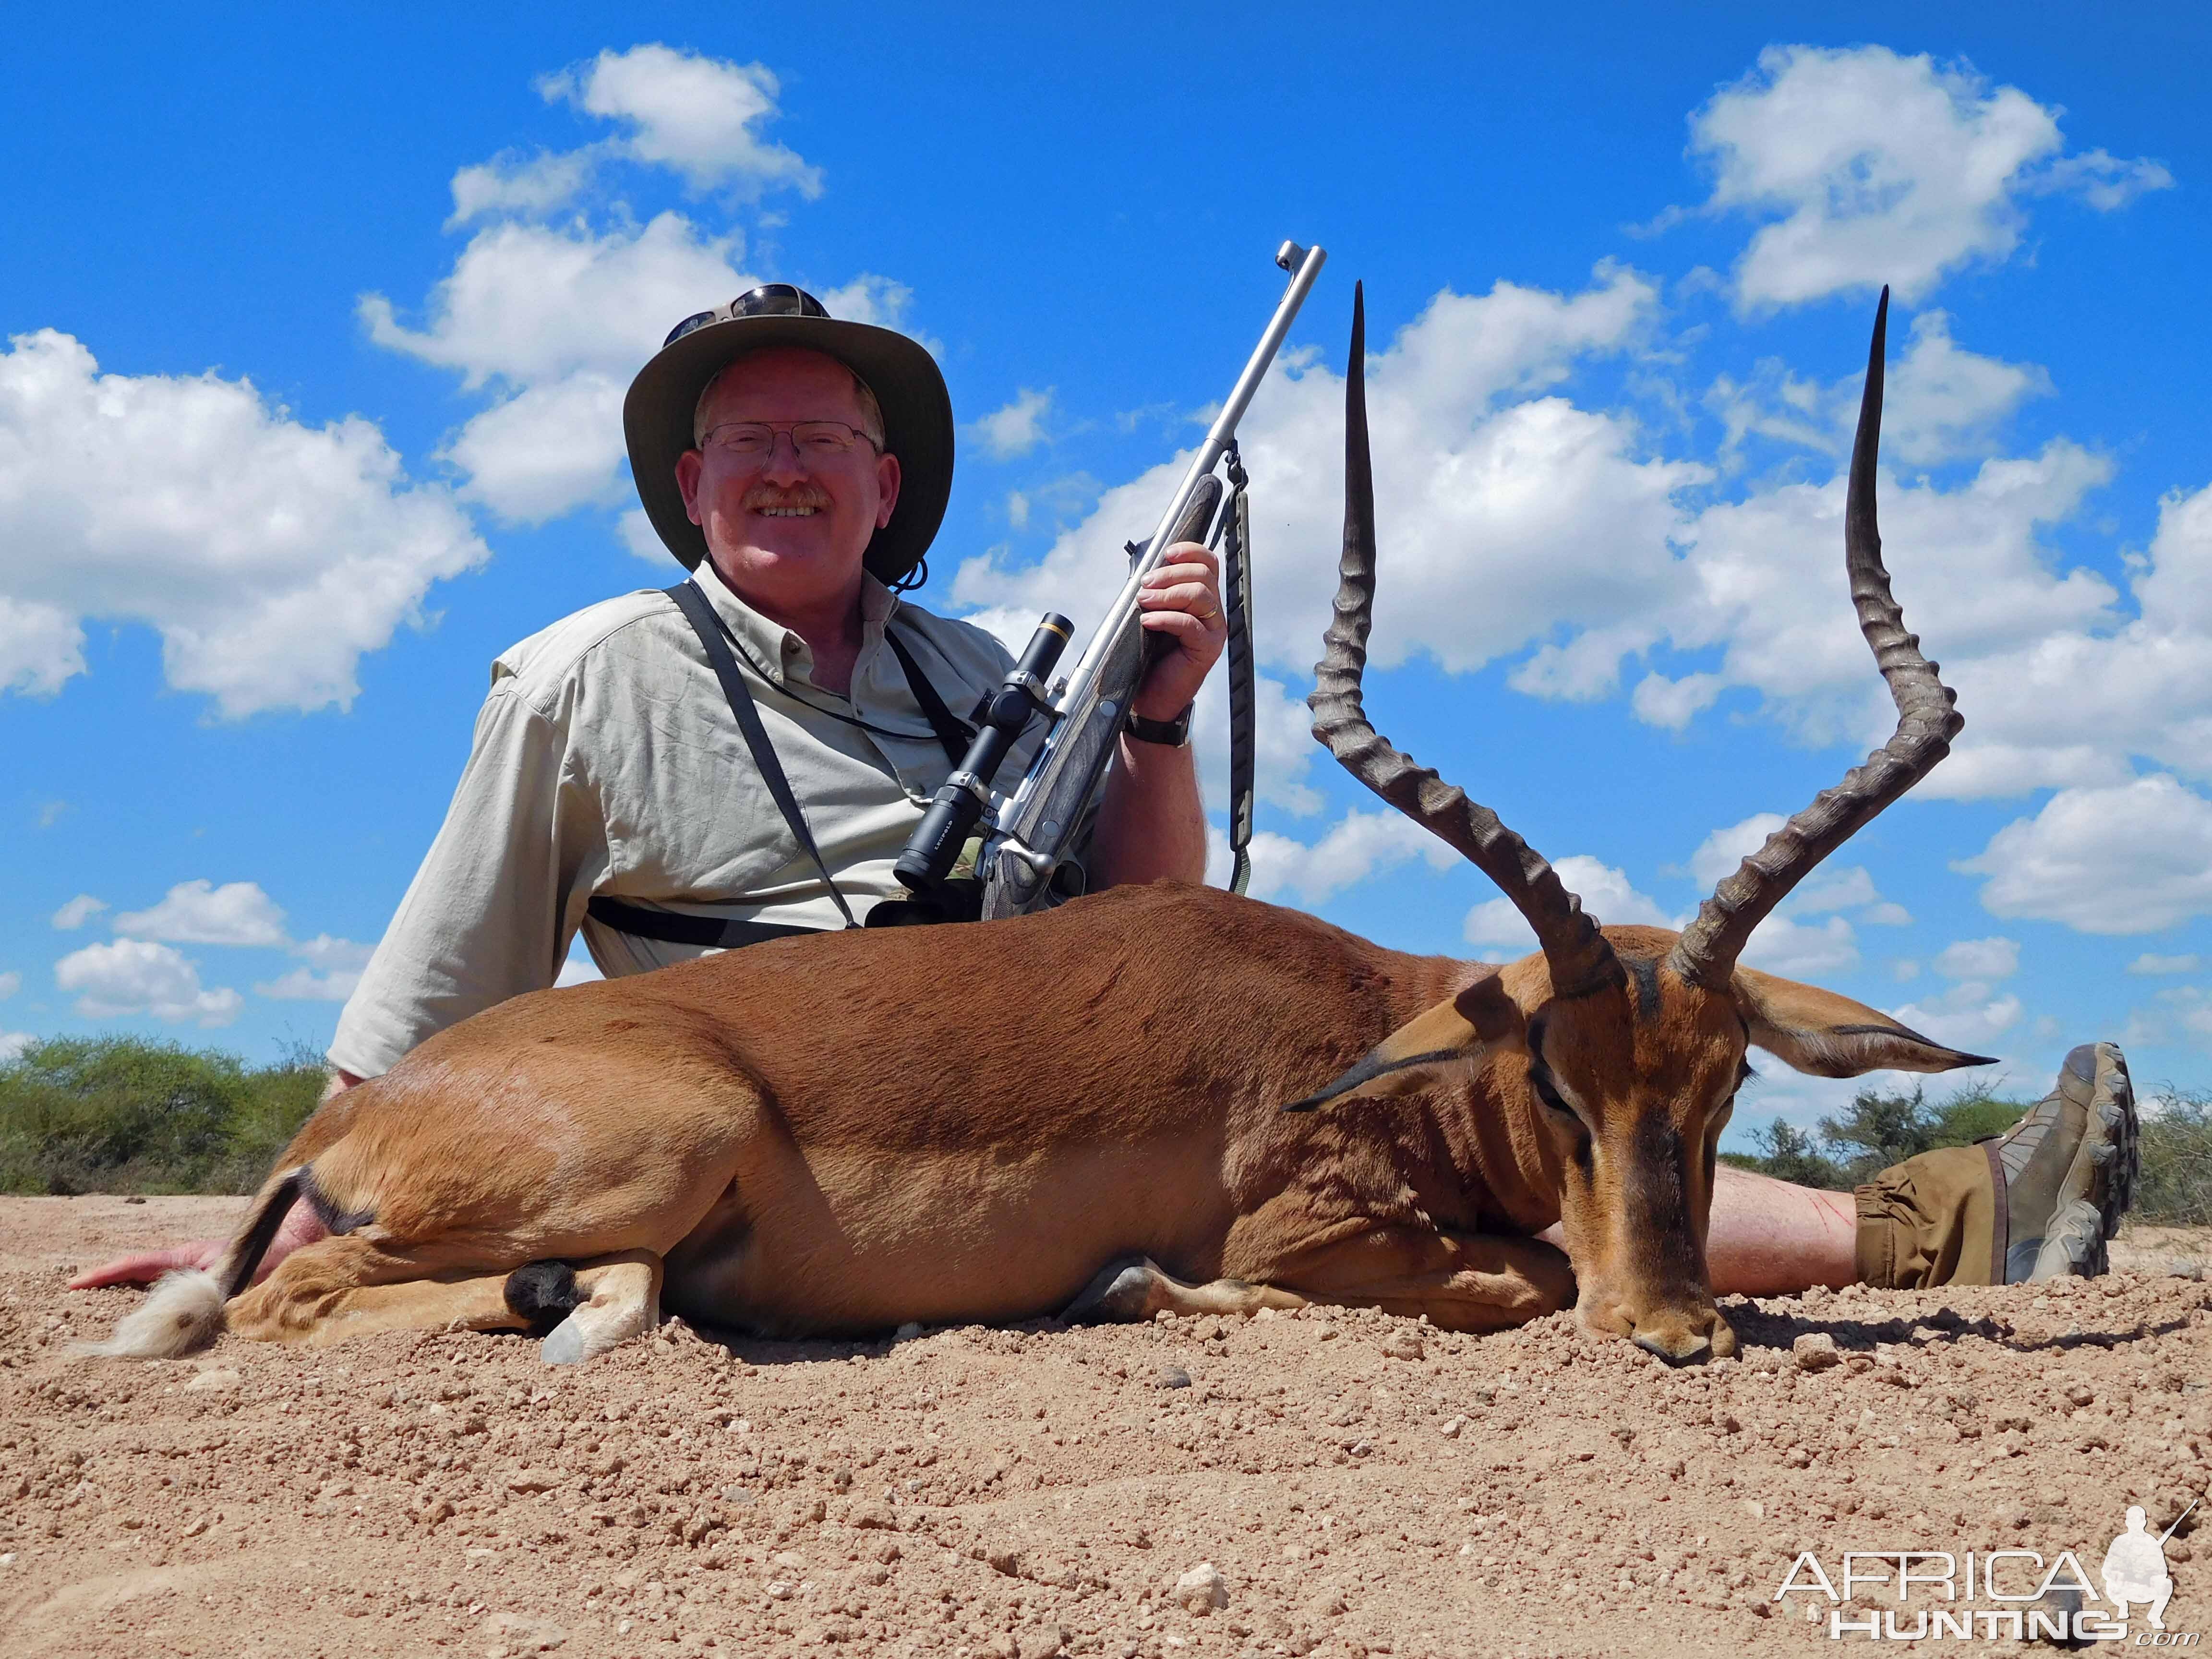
[[1632, 1325, 1712, 1363]]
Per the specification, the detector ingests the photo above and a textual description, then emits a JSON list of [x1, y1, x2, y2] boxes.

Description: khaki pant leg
[[1853, 1142, 2004, 1288]]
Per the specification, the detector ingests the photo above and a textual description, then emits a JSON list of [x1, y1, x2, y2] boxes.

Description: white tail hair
[[72, 1268, 226, 1358]]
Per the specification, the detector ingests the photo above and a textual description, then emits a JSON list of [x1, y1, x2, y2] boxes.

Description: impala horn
[[1310, 284, 1623, 1001], [1668, 289, 1962, 989]]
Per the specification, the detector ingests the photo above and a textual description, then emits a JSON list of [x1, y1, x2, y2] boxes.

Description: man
[[73, 290, 2139, 1310]]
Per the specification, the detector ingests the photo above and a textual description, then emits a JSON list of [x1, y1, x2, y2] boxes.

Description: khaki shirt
[[329, 561, 1037, 1079]]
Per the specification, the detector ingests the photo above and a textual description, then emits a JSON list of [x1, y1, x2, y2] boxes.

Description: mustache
[[743, 483, 832, 512]]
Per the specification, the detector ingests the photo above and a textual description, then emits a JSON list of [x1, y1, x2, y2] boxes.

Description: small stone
[[1791, 1333, 1840, 1372], [1438, 1416, 1466, 1439], [2169, 1261, 2204, 1281], [1174, 1561, 1229, 1613], [987, 1546, 1024, 1577], [1380, 1330, 1426, 1362], [183, 1368, 240, 1392], [894, 1321, 924, 1341], [480, 1611, 567, 1651], [765, 1580, 793, 1601], [505, 1468, 558, 1493], [1016, 1625, 1068, 1658], [1156, 1366, 1191, 1390]]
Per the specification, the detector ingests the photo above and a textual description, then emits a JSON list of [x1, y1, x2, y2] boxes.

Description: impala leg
[[1064, 1255, 1312, 1323], [538, 1251, 662, 1366], [1255, 1224, 1576, 1333], [226, 1234, 529, 1346]]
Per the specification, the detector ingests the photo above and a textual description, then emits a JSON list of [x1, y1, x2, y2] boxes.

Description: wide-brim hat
[[623, 284, 953, 586]]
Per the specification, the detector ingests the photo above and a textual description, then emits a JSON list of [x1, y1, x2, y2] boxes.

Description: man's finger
[[68, 1240, 221, 1289], [1137, 582, 1227, 621], [1138, 610, 1226, 653], [1142, 547, 1218, 584]]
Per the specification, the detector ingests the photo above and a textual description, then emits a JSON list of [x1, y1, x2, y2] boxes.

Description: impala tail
[[75, 1162, 339, 1358]]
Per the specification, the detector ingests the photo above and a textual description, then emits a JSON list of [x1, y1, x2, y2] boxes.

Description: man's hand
[[1132, 540, 1228, 721]]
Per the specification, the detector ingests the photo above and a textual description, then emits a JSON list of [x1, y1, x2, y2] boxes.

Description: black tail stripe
[[222, 1169, 306, 1300]]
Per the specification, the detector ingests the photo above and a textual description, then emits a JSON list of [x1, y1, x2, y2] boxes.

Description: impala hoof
[[541, 1317, 589, 1366], [1064, 1256, 1160, 1323]]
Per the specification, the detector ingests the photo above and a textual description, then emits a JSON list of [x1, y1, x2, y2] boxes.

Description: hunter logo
[[1773, 1503, 2200, 1643]]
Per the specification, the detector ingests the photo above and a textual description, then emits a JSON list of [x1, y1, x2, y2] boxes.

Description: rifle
[[892, 240, 1326, 918]]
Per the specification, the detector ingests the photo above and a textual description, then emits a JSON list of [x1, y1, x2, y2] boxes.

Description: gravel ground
[[3, 1196, 2209, 1658]]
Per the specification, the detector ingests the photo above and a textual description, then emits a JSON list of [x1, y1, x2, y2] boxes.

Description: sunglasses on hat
[[662, 284, 830, 349]]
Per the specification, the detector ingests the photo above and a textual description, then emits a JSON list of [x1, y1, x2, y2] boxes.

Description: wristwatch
[[1125, 703, 1194, 746]]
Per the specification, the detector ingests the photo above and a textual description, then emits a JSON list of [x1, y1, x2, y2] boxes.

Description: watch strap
[[1125, 703, 1194, 746]]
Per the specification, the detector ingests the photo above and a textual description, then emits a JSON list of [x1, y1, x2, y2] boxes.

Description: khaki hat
[[623, 284, 954, 587]]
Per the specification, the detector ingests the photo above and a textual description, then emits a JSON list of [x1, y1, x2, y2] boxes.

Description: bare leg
[[1534, 1166, 1857, 1296]]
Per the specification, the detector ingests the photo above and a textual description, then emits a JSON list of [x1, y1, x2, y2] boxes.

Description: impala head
[[1294, 284, 1994, 1362]]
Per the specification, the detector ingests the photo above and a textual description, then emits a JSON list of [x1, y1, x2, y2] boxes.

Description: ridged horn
[[1668, 288, 1963, 989], [1309, 283, 1622, 1000]]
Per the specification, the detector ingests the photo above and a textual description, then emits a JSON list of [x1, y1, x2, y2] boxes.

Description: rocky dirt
[[3, 1197, 2209, 1659]]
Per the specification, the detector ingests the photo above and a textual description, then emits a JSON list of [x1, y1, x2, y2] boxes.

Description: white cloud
[[447, 147, 597, 227], [971, 389, 1052, 461], [1960, 774, 2212, 934], [2129, 953, 2200, 976], [1689, 812, 1784, 888], [1933, 936, 2020, 980], [258, 934, 376, 1003], [0, 1032, 31, 1061], [364, 213, 749, 525], [2123, 986, 2212, 1054], [0, 331, 487, 716], [55, 940, 241, 1027], [540, 45, 821, 200], [953, 264, 1702, 696], [1245, 809, 1459, 908], [51, 894, 104, 930], [252, 967, 352, 1002], [0, 970, 18, 1000], [1711, 313, 2052, 470], [556, 950, 604, 987], [113, 879, 288, 947], [1464, 854, 1677, 954], [2026, 147, 2176, 213], [1684, 45, 2170, 307], [1888, 979, 2023, 1055]]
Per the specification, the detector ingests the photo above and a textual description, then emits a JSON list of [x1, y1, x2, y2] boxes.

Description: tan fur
[[84, 884, 1991, 1364]]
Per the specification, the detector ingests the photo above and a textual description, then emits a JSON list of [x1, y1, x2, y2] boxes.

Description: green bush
[[2138, 1089, 2212, 1227], [1725, 1082, 2027, 1191], [0, 1036, 325, 1195]]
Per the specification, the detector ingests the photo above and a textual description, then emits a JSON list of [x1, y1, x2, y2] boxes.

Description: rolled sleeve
[[328, 680, 607, 1078]]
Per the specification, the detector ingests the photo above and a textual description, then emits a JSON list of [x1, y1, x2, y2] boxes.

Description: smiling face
[[673, 347, 901, 620]]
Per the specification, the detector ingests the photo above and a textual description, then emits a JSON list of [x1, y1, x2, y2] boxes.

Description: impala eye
[[1529, 1066, 1578, 1120]]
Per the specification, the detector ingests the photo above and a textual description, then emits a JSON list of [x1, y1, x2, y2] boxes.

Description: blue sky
[[2, 7, 2207, 1146]]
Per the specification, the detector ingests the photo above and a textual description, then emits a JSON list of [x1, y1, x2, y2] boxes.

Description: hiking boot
[[1987, 1042, 2138, 1282]]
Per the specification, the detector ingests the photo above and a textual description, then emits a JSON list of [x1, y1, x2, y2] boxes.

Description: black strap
[[881, 627, 973, 766], [584, 897, 822, 950], [664, 581, 860, 930], [1220, 443, 1258, 895]]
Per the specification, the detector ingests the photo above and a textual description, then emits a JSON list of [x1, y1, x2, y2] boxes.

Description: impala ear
[[1733, 966, 1999, 1079], [1284, 973, 1526, 1112]]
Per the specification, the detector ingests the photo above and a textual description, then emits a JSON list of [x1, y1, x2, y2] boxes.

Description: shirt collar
[[687, 560, 900, 690]]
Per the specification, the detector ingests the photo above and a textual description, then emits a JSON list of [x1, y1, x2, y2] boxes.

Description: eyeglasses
[[698, 420, 882, 462]]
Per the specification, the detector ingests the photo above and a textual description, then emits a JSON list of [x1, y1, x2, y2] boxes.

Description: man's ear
[[676, 449, 705, 525], [1284, 973, 1525, 1112], [1734, 966, 1998, 1079]]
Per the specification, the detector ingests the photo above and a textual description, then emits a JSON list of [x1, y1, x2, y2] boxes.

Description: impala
[[89, 287, 1985, 1368]]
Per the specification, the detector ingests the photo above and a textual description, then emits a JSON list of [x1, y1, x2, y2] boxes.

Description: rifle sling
[[586, 583, 975, 952]]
